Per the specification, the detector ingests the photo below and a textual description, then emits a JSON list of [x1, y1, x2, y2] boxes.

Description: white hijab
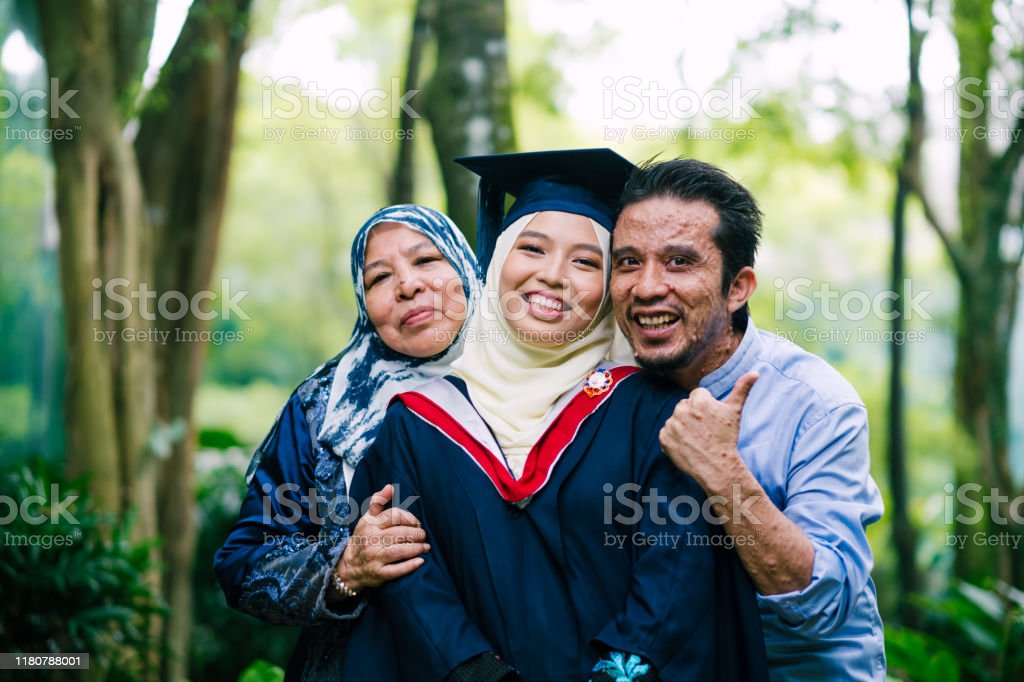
[[451, 213, 616, 477]]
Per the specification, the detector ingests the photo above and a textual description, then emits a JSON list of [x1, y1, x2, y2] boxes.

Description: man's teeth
[[527, 294, 563, 311], [636, 313, 678, 329]]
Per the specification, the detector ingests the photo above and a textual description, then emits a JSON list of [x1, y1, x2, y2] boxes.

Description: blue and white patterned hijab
[[317, 204, 481, 466]]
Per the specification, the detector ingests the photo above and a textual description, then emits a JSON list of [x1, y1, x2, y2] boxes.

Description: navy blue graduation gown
[[343, 368, 767, 681]]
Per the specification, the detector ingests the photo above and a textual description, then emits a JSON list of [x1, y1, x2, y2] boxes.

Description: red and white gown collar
[[389, 363, 640, 504]]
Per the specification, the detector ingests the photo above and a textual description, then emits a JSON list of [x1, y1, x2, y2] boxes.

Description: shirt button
[[507, 506, 523, 519]]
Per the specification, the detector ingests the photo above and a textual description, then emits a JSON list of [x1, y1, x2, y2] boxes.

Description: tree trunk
[[954, 290, 1021, 585], [888, 0, 924, 626], [134, 2, 252, 679], [37, 1, 161, 677], [890, 152, 917, 622], [37, 0, 158, 518], [903, 0, 1024, 589], [949, 0, 1024, 588], [36, 1, 251, 678], [424, 0, 516, 243], [390, 0, 437, 205]]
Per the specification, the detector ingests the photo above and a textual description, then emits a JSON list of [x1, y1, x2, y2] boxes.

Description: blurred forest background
[[1, 0, 1023, 680]]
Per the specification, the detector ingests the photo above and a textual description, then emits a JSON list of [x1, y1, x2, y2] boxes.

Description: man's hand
[[659, 371, 759, 491], [333, 483, 430, 593], [658, 370, 815, 594]]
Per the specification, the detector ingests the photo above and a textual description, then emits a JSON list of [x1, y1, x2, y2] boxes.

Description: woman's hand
[[332, 483, 430, 595]]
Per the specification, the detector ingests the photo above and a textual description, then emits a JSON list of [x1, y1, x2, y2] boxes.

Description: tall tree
[[903, 0, 1024, 587], [134, 3, 252, 679], [888, 0, 927, 626], [36, 0, 160, 532], [390, 0, 437, 205], [422, 0, 516, 242], [34, 0, 251, 678]]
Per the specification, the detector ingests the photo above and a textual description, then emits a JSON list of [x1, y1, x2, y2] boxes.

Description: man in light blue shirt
[[610, 158, 885, 681]]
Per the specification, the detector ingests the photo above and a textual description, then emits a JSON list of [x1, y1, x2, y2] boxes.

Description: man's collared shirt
[[699, 317, 886, 681]]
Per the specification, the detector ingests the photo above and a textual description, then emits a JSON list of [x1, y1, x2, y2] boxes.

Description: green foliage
[[193, 382, 289, 446], [887, 627, 963, 682], [735, 4, 840, 52], [0, 384, 31, 442], [0, 1, 8, 88], [205, 67, 405, 385], [515, 52, 563, 115], [0, 459, 165, 680], [9, 0, 39, 51], [237, 659, 286, 682], [506, 7, 591, 116], [0, 131, 65, 460], [886, 581, 1024, 682], [189, 443, 297, 681], [0, 146, 53, 373], [198, 427, 248, 450], [343, 0, 415, 67]]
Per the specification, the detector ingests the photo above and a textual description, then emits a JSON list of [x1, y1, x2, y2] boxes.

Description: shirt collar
[[699, 316, 764, 399]]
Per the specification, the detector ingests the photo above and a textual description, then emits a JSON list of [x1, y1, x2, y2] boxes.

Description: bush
[[237, 659, 285, 682], [0, 459, 165, 681], [886, 580, 1024, 682], [189, 453, 297, 681]]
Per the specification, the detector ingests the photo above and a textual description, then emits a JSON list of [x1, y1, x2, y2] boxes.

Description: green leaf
[[926, 650, 962, 682], [957, 581, 1006, 622], [237, 659, 286, 682], [885, 626, 963, 682], [198, 427, 247, 450]]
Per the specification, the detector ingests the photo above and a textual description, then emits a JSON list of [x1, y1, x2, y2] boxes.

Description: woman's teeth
[[527, 294, 563, 312]]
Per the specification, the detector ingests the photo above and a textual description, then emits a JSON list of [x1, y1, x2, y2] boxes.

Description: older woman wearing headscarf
[[215, 204, 481, 680]]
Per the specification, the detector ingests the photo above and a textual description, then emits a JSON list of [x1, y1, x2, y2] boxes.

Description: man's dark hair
[[619, 158, 762, 330]]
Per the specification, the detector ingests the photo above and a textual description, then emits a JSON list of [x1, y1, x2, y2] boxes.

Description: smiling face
[[362, 222, 467, 358], [497, 211, 606, 348], [611, 196, 754, 384]]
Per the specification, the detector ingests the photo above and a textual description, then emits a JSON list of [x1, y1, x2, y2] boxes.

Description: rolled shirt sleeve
[[755, 402, 882, 636]]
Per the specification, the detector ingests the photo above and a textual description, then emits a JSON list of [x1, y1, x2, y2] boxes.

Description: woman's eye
[[575, 257, 600, 269], [415, 255, 441, 266], [366, 272, 390, 288], [518, 243, 544, 254]]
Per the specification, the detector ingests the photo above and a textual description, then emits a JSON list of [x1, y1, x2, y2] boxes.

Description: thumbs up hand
[[658, 371, 759, 490]]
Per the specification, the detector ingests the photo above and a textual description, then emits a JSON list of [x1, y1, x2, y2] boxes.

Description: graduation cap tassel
[[476, 179, 505, 275]]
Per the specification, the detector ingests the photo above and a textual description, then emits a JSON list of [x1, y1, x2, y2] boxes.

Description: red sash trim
[[391, 366, 640, 502]]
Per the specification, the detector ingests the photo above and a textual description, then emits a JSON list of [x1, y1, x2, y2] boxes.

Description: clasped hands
[[333, 483, 430, 594]]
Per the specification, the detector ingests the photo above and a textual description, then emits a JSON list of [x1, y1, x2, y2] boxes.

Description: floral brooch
[[582, 368, 613, 397]]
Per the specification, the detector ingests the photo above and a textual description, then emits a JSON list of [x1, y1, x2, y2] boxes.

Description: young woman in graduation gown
[[214, 204, 482, 680], [342, 150, 769, 682]]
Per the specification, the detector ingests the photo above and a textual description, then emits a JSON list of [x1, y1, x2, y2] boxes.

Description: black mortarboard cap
[[454, 148, 635, 272]]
